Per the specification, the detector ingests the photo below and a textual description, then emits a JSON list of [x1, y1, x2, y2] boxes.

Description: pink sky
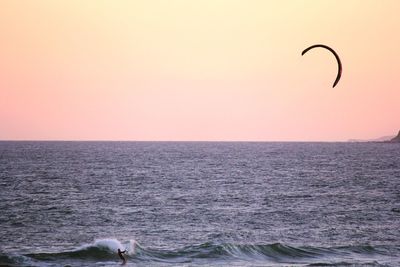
[[0, 1, 399, 141]]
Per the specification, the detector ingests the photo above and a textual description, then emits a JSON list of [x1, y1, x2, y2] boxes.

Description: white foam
[[125, 239, 137, 255], [93, 238, 125, 252], [75, 238, 137, 255]]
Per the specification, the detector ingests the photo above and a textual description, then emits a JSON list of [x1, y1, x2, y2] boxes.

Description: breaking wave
[[2, 238, 399, 266], [27, 238, 136, 261]]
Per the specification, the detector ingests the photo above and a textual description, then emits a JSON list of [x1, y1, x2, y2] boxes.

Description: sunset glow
[[1, 0, 399, 141]]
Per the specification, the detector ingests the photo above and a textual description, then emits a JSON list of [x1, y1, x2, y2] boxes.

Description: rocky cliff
[[390, 130, 400, 142]]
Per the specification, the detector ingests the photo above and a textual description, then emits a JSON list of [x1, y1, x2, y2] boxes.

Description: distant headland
[[348, 130, 400, 143]]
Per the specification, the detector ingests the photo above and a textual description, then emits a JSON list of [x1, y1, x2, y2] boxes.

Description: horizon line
[[0, 139, 349, 143]]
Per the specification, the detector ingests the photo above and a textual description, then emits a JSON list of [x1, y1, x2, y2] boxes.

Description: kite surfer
[[117, 248, 127, 265]]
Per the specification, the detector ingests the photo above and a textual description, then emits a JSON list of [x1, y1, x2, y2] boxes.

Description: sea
[[0, 141, 399, 267]]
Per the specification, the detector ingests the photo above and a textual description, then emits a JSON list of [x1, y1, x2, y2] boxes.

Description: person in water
[[117, 248, 127, 264]]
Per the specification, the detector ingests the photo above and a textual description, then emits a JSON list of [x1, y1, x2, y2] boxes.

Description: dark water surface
[[0, 141, 399, 266]]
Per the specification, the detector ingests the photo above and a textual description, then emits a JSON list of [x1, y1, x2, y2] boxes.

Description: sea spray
[[26, 238, 137, 262], [83, 238, 133, 253]]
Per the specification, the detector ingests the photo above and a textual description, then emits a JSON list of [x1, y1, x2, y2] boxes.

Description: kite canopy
[[302, 44, 342, 88]]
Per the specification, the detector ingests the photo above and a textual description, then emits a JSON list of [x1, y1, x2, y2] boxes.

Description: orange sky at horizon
[[0, 0, 399, 141]]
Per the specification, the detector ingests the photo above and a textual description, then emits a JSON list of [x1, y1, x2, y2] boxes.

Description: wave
[[132, 242, 398, 265], [3, 239, 398, 266], [26, 238, 136, 261]]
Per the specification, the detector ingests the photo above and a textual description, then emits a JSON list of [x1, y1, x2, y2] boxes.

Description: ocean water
[[0, 141, 399, 267]]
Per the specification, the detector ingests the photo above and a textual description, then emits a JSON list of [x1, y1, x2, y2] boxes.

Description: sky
[[0, 0, 399, 141]]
